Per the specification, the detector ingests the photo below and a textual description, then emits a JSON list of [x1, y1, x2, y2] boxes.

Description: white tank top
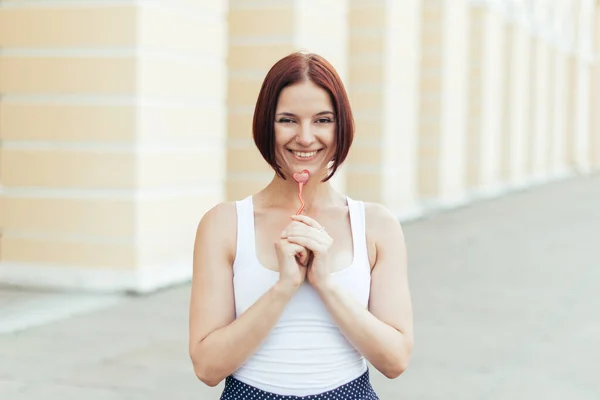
[[231, 195, 371, 396]]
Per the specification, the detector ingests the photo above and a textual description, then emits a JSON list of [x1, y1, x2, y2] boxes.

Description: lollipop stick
[[292, 170, 310, 215], [296, 182, 305, 215]]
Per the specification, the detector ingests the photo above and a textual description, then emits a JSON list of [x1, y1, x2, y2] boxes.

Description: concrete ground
[[1, 174, 599, 400]]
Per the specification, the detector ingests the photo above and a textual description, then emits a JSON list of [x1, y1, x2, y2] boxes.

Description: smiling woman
[[253, 53, 354, 183], [189, 52, 414, 400]]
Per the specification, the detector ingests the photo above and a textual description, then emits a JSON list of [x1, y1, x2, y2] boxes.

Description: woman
[[189, 52, 414, 399]]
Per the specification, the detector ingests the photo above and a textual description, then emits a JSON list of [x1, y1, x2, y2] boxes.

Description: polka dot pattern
[[220, 370, 379, 399]]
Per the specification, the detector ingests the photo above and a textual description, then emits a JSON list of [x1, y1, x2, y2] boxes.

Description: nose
[[295, 122, 316, 146]]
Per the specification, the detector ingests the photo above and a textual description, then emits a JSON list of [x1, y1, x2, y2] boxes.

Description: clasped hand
[[280, 214, 333, 289]]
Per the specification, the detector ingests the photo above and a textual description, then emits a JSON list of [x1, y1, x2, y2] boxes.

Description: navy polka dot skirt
[[220, 369, 379, 399]]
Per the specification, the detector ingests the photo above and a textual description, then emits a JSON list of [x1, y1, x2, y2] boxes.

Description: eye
[[316, 118, 333, 124], [277, 118, 296, 124]]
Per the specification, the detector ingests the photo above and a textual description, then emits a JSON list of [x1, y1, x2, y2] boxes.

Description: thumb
[[296, 248, 308, 264]]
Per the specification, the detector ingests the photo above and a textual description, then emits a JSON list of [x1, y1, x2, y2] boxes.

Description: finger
[[290, 214, 326, 232], [286, 236, 325, 253], [281, 241, 309, 265], [281, 221, 304, 236], [281, 223, 312, 238], [283, 220, 308, 231], [290, 214, 318, 227], [287, 242, 306, 255], [296, 249, 309, 265], [283, 225, 325, 239], [284, 220, 327, 237], [276, 239, 306, 257]]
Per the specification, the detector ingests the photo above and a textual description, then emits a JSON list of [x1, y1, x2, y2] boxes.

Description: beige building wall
[[480, 7, 506, 193], [550, 44, 569, 176], [592, 8, 600, 168], [572, 2, 595, 173], [466, 6, 485, 190], [565, 55, 579, 169], [525, 33, 537, 177], [504, 19, 531, 187], [0, 0, 598, 292], [572, 58, 592, 172], [346, 0, 421, 217], [418, 0, 470, 207], [467, 5, 505, 194], [436, 0, 470, 205], [564, 0, 594, 172], [0, 1, 228, 292], [226, 0, 348, 201], [499, 20, 514, 181], [417, 0, 444, 200], [530, 38, 551, 180]]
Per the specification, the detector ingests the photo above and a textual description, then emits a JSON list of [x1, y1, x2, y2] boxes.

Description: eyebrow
[[276, 111, 335, 117]]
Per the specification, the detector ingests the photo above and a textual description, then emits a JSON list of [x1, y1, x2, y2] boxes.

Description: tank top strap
[[234, 195, 256, 266], [346, 196, 369, 269]]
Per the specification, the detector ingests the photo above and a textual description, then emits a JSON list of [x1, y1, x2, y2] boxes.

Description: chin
[[287, 166, 328, 179], [276, 152, 333, 180]]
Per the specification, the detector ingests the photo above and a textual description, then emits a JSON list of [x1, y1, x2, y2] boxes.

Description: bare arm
[[312, 203, 414, 378], [189, 203, 304, 387]]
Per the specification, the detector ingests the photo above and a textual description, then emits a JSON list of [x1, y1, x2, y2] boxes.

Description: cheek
[[324, 131, 337, 160], [274, 125, 297, 144], [321, 125, 336, 147]]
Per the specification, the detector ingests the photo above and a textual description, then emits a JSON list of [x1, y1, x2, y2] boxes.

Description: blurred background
[[0, 0, 599, 399]]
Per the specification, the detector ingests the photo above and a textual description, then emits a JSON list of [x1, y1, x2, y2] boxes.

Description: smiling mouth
[[288, 149, 322, 158]]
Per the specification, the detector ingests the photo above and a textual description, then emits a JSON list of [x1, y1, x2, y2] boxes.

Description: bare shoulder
[[195, 201, 237, 263], [363, 202, 406, 267], [363, 202, 405, 238], [198, 201, 237, 227]]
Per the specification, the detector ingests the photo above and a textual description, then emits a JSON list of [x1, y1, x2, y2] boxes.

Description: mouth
[[287, 149, 323, 161]]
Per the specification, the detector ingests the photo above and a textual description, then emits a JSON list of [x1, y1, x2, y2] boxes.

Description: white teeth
[[292, 150, 318, 158]]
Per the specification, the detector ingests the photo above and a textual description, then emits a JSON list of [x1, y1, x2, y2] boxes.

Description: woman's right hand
[[274, 239, 308, 290]]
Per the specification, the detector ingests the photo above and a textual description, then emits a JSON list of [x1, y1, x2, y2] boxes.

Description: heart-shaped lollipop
[[292, 170, 310, 185], [292, 169, 310, 215]]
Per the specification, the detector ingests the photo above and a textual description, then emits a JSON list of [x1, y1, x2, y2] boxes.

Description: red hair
[[252, 52, 354, 182]]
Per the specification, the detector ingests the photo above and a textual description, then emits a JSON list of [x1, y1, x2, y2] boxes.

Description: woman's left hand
[[281, 214, 333, 290]]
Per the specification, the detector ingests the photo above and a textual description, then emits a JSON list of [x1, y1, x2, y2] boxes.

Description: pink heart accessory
[[292, 170, 310, 215]]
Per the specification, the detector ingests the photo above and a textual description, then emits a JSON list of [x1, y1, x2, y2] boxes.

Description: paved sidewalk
[[1, 174, 599, 399]]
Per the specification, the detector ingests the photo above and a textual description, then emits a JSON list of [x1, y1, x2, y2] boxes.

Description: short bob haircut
[[252, 52, 354, 182]]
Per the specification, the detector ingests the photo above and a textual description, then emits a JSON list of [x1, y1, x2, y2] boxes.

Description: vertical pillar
[[347, 0, 422, 217], [550, 43, 569, 176], [482, 7, 506, 193], [500, 18, 514, 181], [417, 0, 445, 202], [226, 0, 349, 200], [465, 5, 485, 190], [418, 0, 470, 207], [0, 1, 228, 292], [565, 54, 579, 170], [545, 41, 555, 176], [525, 32, 537, 178], [505, 20, 532, 187], [591, 5, 600, 169], [530, 37, 551, 180], [134, 1, 228, 291], [572, 0, 594, 172], [467, 4, 506, 194]]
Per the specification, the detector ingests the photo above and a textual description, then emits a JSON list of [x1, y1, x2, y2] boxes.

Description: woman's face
[[273, 80, 336, 180]]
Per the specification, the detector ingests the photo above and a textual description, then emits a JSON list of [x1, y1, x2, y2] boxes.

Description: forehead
[[276, 80, 333, 112]]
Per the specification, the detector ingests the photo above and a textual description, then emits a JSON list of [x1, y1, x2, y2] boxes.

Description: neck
[[263, 171, 339, 213]]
